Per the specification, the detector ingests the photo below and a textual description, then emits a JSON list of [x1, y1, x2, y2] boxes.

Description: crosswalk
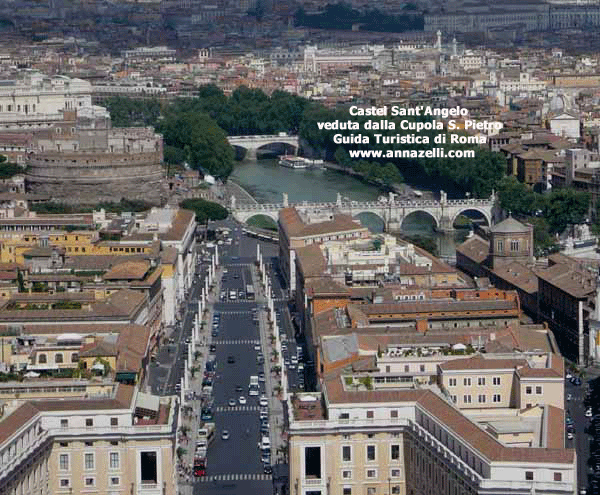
[[217, 310, 255, 314], [214, 405, 260, 412], [212, 339, 260, 345], [196, 473, 272, 482]]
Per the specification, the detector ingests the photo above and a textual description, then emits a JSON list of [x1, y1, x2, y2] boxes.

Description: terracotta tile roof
[[545, 405, 565, 449], [455, 235, 489, 264], [440, 355, 527, 371], [295, 244, 327, 278], [103, 260, 150, 280], [536, 261, 596, 299], [305, 277, 351, 297], [491, 261, 538, 294], [159, 209, 195, 242], [360, 299, 518, 316], [279, 207, 365, 238]]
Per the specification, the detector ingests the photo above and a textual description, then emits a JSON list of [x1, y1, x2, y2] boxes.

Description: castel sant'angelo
[[0, 72, 165, 204]]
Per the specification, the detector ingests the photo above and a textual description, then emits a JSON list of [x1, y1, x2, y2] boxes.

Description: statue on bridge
[[230, 195, 236, 209], [337, 193, 342, 207], [283, 193, 289, 207], [440, 190, 447, 204]]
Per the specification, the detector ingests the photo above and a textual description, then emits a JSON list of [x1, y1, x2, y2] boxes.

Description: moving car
[[221, 430, 230, 440], [239, 396, 247, 405], [259, 396, 269, 407], [228, 399, 236, 407], [227, 355, 236, 364]]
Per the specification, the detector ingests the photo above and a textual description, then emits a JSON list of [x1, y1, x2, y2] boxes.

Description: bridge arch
[[245, 214, 278, 230], [353, 211, 385, 233], [401, 210, 439, 230], [256, 141, 298, 156], [451, 207, 491, 227]]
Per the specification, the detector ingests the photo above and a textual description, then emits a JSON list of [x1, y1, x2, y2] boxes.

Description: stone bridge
[[227, 134, 300, 160], [230, 191, 498, 232]]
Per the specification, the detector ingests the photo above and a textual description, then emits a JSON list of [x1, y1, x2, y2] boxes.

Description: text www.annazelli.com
[[348, 148, 476, 159]]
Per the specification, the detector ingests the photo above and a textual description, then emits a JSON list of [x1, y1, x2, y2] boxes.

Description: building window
[[55, 353, 63, 364], [554, 472, 562, 481], [510, 240, 519, 251], [304, 447, 321, 479], [493, 377, 501, 385], [60, 479, 70, 488], [392, 486, 401, 494], [497, 240, 503, 251], [343, 489, 352, 495], [478, 377, 485, 386], [84, 441, 93, 447], [110, 452, 120, 469], [367, 487, 377, 495], [110, 477, 120, 486], [463, 395, 472, 404], [525, 471, 534, 480], [390, 410, 398, 418], [59, 442, 68, 447], [493, 394, 501, 403], [366, 410, 374, 419], [59, 454, 69, 471], [60, 419, 68, 428], [367, 445, 376, 461], [38, 354, 47, 364], [536, 386, 542, 394], [391, 468, 401, 478], [84, 453, 94, 470], [85, 477, 95, 487], [478, 395, 486, 403], [404, 365, 409, 372], [111, 417, 118, 426], [420, 365, 425, 372], [448, 378, 457, 387], [451, 395, 457, 403], [342, 446, 351, 462], [366, 469, 377, 478], [526, 386, 532, 394], [342, 470, 352, 479], [463, 378, 471, 386], [85, 418, 93, 427], [391, 445, 400, 461]]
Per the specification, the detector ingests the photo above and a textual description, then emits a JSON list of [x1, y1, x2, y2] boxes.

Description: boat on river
[[278, 155, 325, 169]]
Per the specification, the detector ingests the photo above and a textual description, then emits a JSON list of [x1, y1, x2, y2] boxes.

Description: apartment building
[[278, 207, 369, 294], [0, 383, 176, 495], [289, 381, 574, 495]]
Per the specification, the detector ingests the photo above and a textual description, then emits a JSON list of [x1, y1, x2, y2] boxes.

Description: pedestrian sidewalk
[[253, 263, 287, 464]]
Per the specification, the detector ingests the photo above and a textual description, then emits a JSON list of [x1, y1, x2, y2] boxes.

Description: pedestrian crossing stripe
[[216, 310, 254, 314], [212, 339, 260, 345], [214, 405, 261, 412], [196, 473, 272, 482]]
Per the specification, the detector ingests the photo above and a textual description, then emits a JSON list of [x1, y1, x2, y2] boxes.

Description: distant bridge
[[230, 192, 498, 232], [227, 134, 299, 160]]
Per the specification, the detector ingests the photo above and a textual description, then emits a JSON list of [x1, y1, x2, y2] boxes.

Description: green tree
[[497, 176, 538, 216], [159, 112, 234, 178], [543, 188, 590, 234], [180, 199, 229, 223], [0, 155, 22, 178]]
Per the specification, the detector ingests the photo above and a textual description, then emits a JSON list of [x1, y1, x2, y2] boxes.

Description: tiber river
[[230, 158, 470, 259]]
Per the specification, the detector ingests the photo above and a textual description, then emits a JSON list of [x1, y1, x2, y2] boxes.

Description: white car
[[566, 394, 572, 401], [259, 396, 269, 407], [567, 432, 574, 440], [254, 344, 261, 351], [228, 399, 236, 407], [222, 430, 230, 440], [239, 396, 247, 405], [586, 408, 593, 417]]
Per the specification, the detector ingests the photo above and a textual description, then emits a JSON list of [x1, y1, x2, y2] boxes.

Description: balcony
[[304, 478, 323, 486]]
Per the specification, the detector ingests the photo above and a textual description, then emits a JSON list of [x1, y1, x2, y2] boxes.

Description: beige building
[[289, 376, 575, 495], [0, 383, 176, 495]]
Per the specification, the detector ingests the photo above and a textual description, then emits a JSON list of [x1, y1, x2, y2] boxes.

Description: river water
[[230, 158, 468, 258]]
